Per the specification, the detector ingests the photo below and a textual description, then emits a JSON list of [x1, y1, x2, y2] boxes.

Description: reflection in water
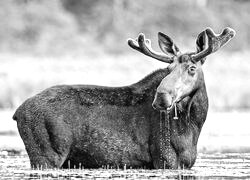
[[0, 151, 250, 179]]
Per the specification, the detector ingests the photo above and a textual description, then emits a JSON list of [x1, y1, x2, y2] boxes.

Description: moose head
[[128, 27, 235, 111]]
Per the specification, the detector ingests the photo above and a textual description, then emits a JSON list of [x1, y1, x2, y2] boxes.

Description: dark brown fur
[[13, 65, 208, 169]]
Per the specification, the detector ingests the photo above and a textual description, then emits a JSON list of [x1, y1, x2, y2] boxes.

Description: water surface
[[0, 151, 249, 179]]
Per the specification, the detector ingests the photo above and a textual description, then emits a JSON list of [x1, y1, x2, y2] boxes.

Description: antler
[[128, 33, 174, 63], [192, 27, 236, 62]]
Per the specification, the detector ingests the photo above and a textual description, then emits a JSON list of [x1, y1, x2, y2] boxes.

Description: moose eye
[[188, 66, 196, 75]]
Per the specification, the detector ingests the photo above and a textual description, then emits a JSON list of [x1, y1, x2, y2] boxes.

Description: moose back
[[13, 27, 235, 169]]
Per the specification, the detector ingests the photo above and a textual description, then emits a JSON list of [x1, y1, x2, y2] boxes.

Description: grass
[[1, 50, 250, 111], [1, 151, 250, 179]]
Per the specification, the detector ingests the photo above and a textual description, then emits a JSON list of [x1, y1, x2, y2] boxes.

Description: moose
[[13, 27, 235, 169]]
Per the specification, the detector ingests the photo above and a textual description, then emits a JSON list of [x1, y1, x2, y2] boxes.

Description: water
[[0, 151, 250, 179]]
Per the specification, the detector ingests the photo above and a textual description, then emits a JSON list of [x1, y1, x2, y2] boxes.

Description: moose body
[[13, 27, 235, 169]]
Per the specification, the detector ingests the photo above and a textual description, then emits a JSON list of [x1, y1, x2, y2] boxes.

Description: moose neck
[[169, 79, 208, 135], [157, 84, 208, 169], [132, 68, 171, 98]]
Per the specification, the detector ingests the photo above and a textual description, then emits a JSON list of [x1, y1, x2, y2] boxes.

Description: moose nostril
[[152, 92, 173, 110], [152, 101, 166, 110], [159, 102, 165, 108]]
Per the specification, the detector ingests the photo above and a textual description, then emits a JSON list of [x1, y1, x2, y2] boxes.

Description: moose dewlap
[[13, 27, 235, 169]]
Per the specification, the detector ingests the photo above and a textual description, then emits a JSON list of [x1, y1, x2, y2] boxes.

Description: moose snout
[[152, 92, 173, 110]]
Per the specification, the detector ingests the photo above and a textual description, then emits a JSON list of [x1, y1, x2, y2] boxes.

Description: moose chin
[[13, 27, 235, 169]]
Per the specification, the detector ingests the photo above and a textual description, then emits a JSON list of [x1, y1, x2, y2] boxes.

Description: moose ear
[[158, 32, 180, 56], [196, 31, 207, 64]]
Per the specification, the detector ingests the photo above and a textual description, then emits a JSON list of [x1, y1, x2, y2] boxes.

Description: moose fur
[[12, 66, 207, 169]]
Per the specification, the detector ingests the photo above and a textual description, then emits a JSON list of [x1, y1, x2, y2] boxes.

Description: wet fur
[[13, 67, 208, 169]]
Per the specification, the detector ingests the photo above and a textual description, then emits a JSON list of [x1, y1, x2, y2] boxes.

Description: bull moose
[[13, 27, 235, 169]]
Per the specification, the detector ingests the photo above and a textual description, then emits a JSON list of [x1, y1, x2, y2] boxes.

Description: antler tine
[[192, 27, 236, 62], [128, 33, 174, 63]]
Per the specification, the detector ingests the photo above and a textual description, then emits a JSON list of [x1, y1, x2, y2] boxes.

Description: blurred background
[[0, 0, 250, 153]]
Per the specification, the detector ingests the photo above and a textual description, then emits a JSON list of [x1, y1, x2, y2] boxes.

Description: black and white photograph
[[0, 0, 249, 179]]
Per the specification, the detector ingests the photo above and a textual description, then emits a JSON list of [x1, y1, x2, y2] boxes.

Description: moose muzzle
[[152, 92, 174, 111]]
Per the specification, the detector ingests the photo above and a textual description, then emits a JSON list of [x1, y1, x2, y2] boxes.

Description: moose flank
[[13, 27, 235, 169]]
